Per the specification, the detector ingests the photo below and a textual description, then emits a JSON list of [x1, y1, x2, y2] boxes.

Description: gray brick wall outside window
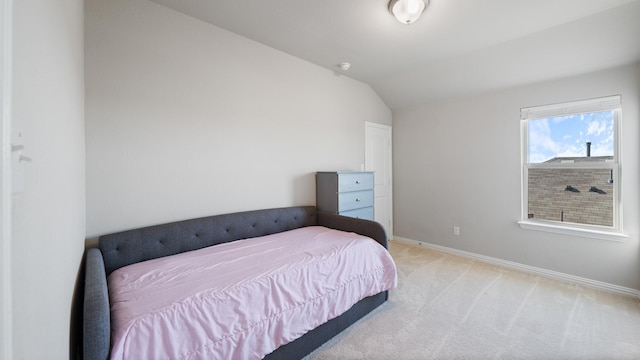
[[527, 157, 613, 227]]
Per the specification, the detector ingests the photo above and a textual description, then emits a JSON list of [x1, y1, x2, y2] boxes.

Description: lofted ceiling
[[149, 0, 640, 109]]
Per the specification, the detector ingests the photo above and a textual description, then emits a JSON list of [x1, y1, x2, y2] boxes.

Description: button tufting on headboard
[[98, 206, 318, 275]]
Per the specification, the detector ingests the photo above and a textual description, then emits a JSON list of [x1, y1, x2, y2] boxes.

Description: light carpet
[[305, 241, 640, 360]]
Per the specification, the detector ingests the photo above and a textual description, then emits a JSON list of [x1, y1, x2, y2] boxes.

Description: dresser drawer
[[316, 171, 375, 216], [339, 206, 374, 220], [338, 190, 374, 211], [338, 172, 374, 193]]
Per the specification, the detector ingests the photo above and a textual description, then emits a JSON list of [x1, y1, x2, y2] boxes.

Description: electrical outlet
[[453, 226, 460, 236]]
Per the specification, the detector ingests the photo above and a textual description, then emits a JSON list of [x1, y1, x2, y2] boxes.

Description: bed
[[83, 206, 397, 359]]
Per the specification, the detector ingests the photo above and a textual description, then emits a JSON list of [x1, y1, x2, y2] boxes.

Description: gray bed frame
[[83, 206, 389, 360]]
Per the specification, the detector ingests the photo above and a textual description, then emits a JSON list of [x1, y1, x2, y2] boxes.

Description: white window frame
[[518, 95, 627, 241]]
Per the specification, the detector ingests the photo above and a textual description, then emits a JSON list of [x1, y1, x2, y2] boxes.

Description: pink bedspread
[[107, 226, 397, 360]]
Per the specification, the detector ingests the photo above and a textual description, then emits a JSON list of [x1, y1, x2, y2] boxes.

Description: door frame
[[364, 122, 393, 238], [0, 0, 12, 358]]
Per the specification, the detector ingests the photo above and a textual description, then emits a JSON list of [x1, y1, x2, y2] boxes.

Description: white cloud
[[587, 120, 607, 136]]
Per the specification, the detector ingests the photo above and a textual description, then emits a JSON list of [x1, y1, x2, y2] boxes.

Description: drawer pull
[[355, 198, 360, 202], [355, 180, 360, 184]]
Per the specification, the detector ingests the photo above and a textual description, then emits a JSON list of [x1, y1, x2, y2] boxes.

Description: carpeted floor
[[306, 241, 640, 360]]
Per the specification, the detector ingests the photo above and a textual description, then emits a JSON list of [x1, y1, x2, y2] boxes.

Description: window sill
[[517, 220, 628, 242]]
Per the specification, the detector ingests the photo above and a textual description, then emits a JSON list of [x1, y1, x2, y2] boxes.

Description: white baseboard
[[392, 236, 640, 299]]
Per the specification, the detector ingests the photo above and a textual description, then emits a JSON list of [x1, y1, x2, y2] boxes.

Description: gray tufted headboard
[[99, 206, 318, 275]]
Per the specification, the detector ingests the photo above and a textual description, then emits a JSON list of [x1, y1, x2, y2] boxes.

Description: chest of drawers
[[316, 171, 374, 220]]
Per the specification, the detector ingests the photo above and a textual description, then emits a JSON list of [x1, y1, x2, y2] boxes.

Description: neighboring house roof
[[544, 156, 614, 163]]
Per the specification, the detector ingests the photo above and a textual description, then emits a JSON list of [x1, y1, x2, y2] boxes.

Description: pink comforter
[[108, 226, 397, 360]]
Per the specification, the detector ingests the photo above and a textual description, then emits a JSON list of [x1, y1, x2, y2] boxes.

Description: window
[[519, 95, 626, 240]]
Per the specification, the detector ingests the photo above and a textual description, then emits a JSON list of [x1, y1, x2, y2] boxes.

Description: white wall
[[85, 0, 391, 237], [394, 64, 640, 290], [10, 0, 85, 359]]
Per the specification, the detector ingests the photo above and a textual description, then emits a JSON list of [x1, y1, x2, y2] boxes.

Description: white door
[[0, 0, 12, 357], [365, 122, 393, 238]]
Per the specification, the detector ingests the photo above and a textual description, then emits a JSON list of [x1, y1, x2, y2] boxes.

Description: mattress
[[107, 226, 397, 360]]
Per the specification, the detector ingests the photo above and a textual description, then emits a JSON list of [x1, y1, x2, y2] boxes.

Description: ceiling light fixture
[[388, 0, 428, 25]]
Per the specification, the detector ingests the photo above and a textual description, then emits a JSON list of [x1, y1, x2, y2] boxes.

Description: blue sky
[[528, 110, 614, 163]]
